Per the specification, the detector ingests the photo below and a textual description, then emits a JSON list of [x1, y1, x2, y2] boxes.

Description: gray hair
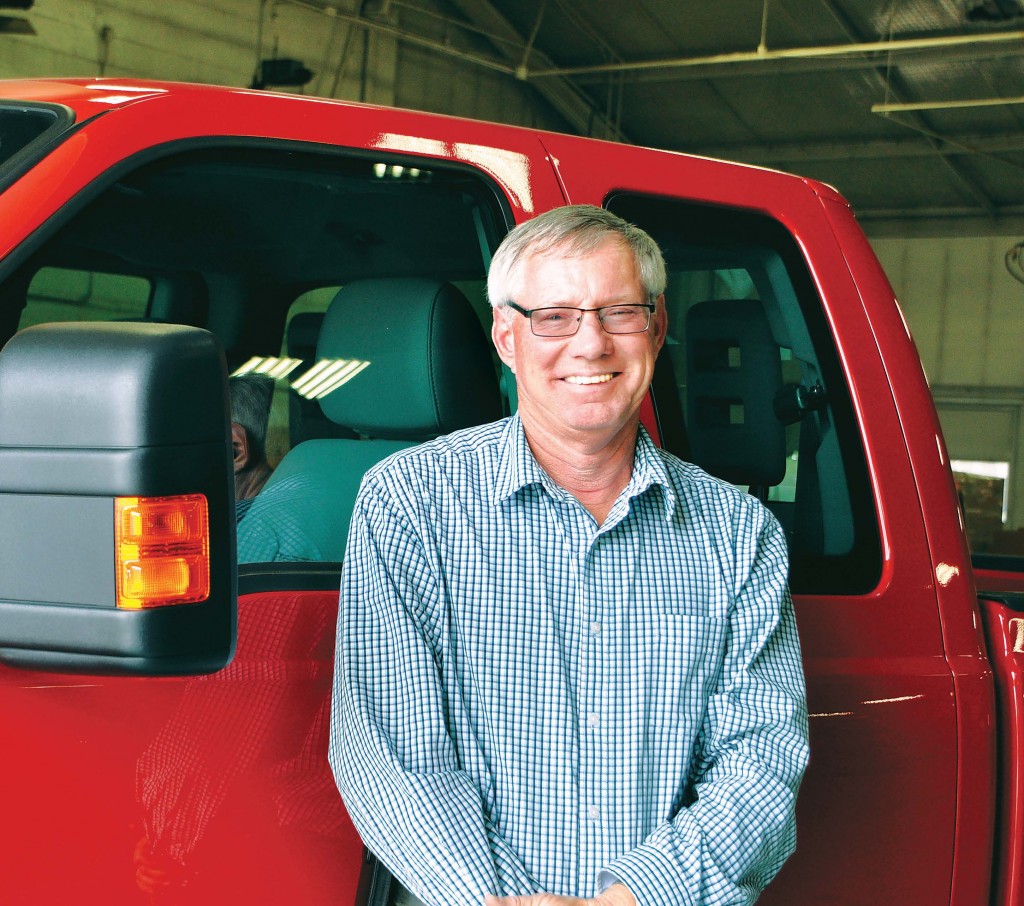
[[486, 204, 666, 309], [229, 373, 274, 462]]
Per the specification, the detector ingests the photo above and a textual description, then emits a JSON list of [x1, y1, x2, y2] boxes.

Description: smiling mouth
[[564, 373, 615, 385]]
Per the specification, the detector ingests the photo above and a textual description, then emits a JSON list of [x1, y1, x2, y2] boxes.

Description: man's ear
[[651, 295, 668, 354], [491, 309, 517, 373], [231, 422, 250, 473]]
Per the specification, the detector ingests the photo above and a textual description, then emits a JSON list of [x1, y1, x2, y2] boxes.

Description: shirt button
[[590, 621, 602, 635], [588, 712, 600, 728], [588, 805, 601, 821]]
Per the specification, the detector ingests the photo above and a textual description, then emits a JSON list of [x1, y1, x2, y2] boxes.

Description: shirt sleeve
[[599, 504, 809, 906], [329, 472, 539, 906]]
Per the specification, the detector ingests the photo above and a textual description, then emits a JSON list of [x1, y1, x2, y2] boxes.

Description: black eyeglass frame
[[505, 297, 657, 337]]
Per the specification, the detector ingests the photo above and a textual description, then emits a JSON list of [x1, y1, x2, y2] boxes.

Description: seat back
[[286, 311, 355, 446], [238, 278, 501, 562], [685, 299, 786, 497]]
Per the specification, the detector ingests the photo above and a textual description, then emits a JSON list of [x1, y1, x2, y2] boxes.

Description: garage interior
[[3, 0, 1023, 551]]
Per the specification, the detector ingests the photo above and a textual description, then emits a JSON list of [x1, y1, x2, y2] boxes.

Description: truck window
[[19, 267, 152, 328], [0, 143, 511, 566], [608, 194, 881, 596]]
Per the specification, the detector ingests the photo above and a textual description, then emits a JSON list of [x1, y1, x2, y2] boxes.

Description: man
[[330, 205, 808, 906], [229, 373, 274, 523]]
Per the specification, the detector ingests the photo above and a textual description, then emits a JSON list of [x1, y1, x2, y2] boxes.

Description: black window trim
[[0, 99, 79, 193]]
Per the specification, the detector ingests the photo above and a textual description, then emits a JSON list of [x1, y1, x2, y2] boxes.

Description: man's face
[[492, 238, 667, 450]]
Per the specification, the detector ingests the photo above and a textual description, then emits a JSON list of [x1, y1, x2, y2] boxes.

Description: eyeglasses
[[506, 299, 656, 337]]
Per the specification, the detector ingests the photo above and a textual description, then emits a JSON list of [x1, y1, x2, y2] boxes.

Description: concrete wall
[[872, 235, 1024, 390], [1, 0, 397, 102], [0, 0, 567, 128], [873, 234, 1024, 539]]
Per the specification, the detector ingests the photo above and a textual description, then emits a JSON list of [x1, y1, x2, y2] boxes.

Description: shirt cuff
[[599, 843, 696, 906]]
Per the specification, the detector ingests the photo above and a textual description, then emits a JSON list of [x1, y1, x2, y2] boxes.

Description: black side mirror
[[0, 322, 236, 674]]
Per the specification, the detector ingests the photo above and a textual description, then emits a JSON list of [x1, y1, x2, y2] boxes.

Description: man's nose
[[569, 308, 613, 353]]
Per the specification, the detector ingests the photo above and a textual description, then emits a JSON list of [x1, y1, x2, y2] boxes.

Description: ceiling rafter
[[818, 0, 996, 215], [440, 0, 629, 141], [520, 26, 1024, 80], [697, 130, 1024, 164], [280, 1, 1024, 223], [857, 204, 1024, 221], [558, 42, 1024, 84]]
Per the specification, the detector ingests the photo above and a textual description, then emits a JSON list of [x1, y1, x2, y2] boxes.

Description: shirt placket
[[582, 496, 640, 888], [571, 508, 603, 892], [537, 471, 649, 894]]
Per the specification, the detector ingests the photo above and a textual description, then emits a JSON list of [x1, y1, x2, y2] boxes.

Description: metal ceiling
[[294, 0, 1024, 225]]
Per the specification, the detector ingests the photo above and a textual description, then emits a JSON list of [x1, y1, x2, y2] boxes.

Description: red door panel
[[0, 587, 356, 905]]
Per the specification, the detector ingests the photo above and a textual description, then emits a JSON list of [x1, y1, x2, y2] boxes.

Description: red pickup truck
[[0, 79, 1021, 906]]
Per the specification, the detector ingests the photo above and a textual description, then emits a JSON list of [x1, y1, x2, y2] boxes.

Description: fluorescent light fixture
[[872, 95, 1024, 114]]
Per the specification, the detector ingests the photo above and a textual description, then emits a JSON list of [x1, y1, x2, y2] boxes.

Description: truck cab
[[0, 79, 1020, 905]]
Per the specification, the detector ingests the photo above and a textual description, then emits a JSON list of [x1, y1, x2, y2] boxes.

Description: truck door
[[0, 85, 566, 905], [542, 133, 985, 905]]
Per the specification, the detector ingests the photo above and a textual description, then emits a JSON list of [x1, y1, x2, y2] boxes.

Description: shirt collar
[[493, 415, 678, 521], [629, 425, 678, 522], [493, 414, 548, 504]]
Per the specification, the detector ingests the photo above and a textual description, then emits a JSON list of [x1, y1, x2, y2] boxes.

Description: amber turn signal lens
[[115, 495, 210, 610]]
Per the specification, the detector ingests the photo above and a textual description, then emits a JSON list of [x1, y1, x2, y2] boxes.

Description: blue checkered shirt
[[330, 416, 808, 906]]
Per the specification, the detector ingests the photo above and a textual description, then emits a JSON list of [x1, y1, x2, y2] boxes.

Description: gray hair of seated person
[[229, 373, 275, 462], [486, 204, 667, 312]]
